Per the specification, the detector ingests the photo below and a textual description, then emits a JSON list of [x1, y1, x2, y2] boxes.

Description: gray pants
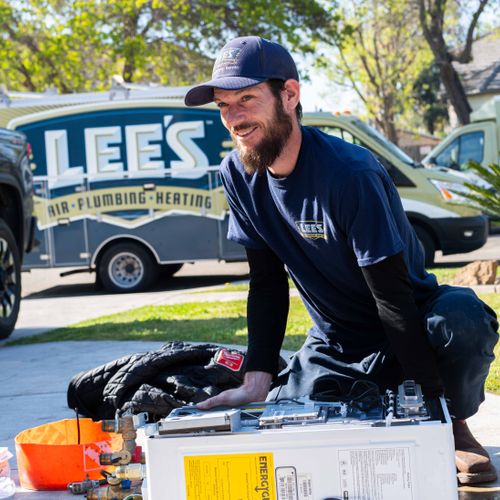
[[268, 286, 499, 420]]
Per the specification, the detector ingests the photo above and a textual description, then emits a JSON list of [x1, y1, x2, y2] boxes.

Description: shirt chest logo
[[295, 220, 326, 240]]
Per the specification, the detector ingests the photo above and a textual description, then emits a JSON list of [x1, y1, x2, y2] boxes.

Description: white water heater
[[142, 381, 457, 500]]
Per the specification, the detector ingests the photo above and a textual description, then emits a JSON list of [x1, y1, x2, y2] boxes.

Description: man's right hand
[[197, 371, 273, 410]]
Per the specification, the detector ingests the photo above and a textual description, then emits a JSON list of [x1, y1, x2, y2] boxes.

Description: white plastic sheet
[[0, 448, 15, 498]]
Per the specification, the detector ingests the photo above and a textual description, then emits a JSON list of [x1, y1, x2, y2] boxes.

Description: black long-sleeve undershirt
[[361, 252, 444, 397], [245, 247, 444, 397], [245, 247, 289, 375]]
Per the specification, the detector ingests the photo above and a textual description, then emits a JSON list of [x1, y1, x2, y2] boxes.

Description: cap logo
[[213, 48, 242, 76], [218, 48, 241, 62]]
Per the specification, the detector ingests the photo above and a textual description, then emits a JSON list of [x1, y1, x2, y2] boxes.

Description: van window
[[351, 118, 416, 166], [319, 126, 361, 145], [319, 126, 414, 187], [435, 131, 484, 171]]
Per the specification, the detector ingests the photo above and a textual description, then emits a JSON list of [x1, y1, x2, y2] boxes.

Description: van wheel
[[98, 242, 158, 293], [413, 226, 435, 267], [0, 219, 21, 340]]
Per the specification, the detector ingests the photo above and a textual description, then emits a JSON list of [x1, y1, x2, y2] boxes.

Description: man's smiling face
[[214, 82, 293, 175]]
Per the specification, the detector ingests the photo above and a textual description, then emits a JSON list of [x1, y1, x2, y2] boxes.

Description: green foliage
[[478, 293, 500, 394], [0, 0, 342, 92], [412, 63, 449, 135], [459, 161, 500, 218]]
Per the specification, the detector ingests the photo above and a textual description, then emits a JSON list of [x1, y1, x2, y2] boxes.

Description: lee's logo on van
[[41, 114, 220, 189]]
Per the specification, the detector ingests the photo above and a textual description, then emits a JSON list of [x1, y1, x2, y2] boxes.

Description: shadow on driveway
[[22, 272, 249, 300]]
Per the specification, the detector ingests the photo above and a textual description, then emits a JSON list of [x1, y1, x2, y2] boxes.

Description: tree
[[412, 63, 449, 135], [0, 1, 111, 92], [320, 0, 432, 145], [0, 0, 342, 93], [416, 0, 491, 125]]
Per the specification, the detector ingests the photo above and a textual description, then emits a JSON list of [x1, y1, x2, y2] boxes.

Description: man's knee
[[424, 287, 498, 358]]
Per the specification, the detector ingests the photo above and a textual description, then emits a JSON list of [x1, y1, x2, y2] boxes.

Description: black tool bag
[[67, 341, 265, 420]]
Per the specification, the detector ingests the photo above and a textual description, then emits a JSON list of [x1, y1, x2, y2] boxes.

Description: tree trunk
[[382, 94, 399, 145], [437, 58, 471, 125], [122, 11, 140, 83], [416, 0, 486, 126], [384, 119, 399, 146], [122, 62, 135, 84]]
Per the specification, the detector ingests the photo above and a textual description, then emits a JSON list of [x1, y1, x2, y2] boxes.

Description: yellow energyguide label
[[184, 452, 276, 500]]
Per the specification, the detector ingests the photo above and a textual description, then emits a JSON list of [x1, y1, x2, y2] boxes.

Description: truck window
[[435, 138, 459, 169], [319, 126, 414, 187], [458, 131, 484, 168], [435, 131, 484, 171]]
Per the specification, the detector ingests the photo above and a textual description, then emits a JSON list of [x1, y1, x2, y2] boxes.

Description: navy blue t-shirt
[[220, 127, 438, 358]]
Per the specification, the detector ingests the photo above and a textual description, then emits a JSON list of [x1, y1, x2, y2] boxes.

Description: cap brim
[[184, 76, 266, 106]]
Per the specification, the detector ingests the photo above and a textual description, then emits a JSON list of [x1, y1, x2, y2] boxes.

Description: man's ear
[[282, 79, 300, 113]]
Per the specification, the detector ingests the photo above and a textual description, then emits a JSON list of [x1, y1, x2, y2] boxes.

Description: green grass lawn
[[204, 266, 499, 294], [483, 293, 500, 394], [9, 291, 500, 394]]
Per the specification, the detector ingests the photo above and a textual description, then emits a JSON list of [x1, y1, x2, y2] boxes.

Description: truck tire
[[0, 219, 21, 339], [413, 225, 436, 268], [98, 242, 158, 293]]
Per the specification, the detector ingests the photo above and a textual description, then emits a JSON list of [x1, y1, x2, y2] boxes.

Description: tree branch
[[336, 45, 368, 105], [455, 0, 490, 63]]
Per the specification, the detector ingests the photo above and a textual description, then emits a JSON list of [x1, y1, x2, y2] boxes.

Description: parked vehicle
[[0, 87, 487, 293], [423, 96, 500, 173], [0, 128, 36, 338]]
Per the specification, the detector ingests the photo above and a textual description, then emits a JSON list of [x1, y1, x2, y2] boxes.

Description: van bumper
[[434, 215, 488, 255]]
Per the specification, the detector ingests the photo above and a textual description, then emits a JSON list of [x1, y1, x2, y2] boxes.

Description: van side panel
[[19, 105, 247, 268]]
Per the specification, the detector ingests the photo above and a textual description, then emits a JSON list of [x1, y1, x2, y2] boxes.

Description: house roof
[[453, 33, 500, 96]]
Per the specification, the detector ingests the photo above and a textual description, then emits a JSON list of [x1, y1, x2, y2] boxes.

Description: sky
[[299, 70, 360, 113], [295, 56, 362, 114]]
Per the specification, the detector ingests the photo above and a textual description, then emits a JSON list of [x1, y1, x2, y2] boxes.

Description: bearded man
[[184, 36, 498, 485]]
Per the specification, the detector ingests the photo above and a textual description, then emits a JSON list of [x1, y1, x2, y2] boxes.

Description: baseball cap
[[184, 36, 299, 107]]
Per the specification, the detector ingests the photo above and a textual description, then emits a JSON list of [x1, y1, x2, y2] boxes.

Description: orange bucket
[[15, 418, 121, 490]]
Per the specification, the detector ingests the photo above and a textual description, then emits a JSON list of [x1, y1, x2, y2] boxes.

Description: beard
[[233, 98, 293, 176]]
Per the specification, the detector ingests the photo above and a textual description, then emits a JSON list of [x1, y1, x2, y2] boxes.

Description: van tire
[[413, 225, 435, 267], [98, 242, 158, 293], [0, 219, 21, 339]]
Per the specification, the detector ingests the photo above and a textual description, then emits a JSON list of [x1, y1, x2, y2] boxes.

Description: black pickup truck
[[0, 128, 35, 339]]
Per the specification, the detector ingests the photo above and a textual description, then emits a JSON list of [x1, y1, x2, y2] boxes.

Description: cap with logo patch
[[184, 36, 299, 107]]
